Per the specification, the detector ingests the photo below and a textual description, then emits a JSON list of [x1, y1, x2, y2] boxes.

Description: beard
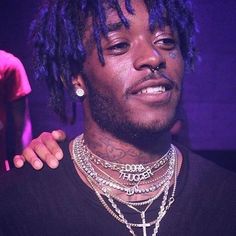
[[85, 79, 180, 147]]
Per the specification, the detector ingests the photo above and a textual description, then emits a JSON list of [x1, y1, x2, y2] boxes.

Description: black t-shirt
[[0, 140, 235, 236]]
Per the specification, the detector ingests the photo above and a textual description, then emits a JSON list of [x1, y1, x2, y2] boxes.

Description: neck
[[83, 124, 172, 165]]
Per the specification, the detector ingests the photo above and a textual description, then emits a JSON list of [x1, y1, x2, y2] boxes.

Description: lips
[[129, 79, 174, 96]]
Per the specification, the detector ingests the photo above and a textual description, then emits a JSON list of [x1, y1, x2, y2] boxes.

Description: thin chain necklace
[[72, 135, 175, 196], [91, 158, 171, 189], [79, 134, 172, 183], [73, 154, 172, 197], [90, 156, 173, 193], [87, 162, 168, 207], [85, 160, 177, 236], [72, 134, 178, 236], [80, 134, 171, 169], [91, 158, 170, 187]]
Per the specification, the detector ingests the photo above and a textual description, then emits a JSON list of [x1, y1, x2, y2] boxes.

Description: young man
[[1, 1, 235, 236], [0, 50, 32, 172]]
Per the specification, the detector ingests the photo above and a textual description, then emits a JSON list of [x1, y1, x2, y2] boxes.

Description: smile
[[130, 81, 174, 105], [129, 77, 174, 96], [138, 86, 166, 95]]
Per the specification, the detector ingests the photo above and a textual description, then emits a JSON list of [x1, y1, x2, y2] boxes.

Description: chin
[[101, 113, 175, 147], [131, 107, 176, 130]]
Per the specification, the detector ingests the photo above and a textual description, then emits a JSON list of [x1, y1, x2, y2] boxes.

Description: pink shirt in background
[[0, 50, 31, 169]]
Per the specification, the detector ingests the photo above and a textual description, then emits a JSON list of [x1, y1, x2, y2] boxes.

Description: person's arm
[[0, 50, 33, 170], [14, 130, 66, 169], [10, 96, 32, 154]]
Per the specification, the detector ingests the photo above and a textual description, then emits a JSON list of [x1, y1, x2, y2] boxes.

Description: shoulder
[[188, 148, 235, 180], [178, 144, 235, 176], [0, 140, 72, 201], [177, 144, 236, 201], [176, 146, 236, 234]]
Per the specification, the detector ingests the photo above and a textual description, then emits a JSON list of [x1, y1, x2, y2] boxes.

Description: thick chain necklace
[[72, 135, 175, 196], [91, 158, 171, 189], [79, 134, 172, 183], [72, 134, 178, 236], [91, 157, 174, 196]]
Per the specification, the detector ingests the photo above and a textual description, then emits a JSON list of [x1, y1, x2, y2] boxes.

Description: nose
[[133, 41, 166, 72]]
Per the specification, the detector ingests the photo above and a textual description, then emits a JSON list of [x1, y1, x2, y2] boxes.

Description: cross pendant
[[140, 212, 148, 236]]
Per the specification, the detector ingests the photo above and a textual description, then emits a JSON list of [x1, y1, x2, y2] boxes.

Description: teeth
[[138, 86, 166, 94]]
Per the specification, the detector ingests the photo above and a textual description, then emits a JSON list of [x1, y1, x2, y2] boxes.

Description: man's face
[[81, 1, 184, 141]]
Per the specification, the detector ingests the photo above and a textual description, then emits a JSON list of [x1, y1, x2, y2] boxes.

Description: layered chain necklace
[[72, 134, 178, 236], [85, 140, 172, 183]]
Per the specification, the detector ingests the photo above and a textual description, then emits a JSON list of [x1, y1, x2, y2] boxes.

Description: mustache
[[144, 71, 172, 82]]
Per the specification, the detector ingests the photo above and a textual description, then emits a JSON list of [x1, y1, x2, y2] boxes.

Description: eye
[[154, 37, 176, 50], [107, 42, 129, 55]]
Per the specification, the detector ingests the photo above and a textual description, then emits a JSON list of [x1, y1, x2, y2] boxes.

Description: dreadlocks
[[30, 0, 197, 121]]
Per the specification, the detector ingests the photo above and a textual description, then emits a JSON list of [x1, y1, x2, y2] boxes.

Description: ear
[[72, 74, 87, 96]]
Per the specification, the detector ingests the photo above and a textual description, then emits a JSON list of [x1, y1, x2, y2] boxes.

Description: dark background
[[0, 1, 235, 170]]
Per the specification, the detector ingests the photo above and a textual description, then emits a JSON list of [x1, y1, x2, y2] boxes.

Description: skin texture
[[14, 1, 184, 169], [77, 1, 184, 164], [14, 130, 65, 169]]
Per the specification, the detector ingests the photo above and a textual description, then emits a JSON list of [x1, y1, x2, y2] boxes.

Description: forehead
[[82, 0, 177, 62], [84, 1, 160, 39], [84, 0, 172, 36], [105, 1, 148, 27], [83, 1, 150, 45]]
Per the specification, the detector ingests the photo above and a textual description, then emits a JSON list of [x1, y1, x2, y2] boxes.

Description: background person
[[0, 50, 32, 172]]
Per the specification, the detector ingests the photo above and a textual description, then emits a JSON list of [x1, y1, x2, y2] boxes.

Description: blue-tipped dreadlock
[[30, 0, 197, 122]]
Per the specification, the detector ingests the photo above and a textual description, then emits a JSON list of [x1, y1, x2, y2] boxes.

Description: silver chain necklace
[[72, 135, 175, 196], [72, 134, 178, 236], [79, 134, 172, 183], [83, 154, 178, 236]]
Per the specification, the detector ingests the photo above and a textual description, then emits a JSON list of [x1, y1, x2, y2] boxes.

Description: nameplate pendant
[[119, 166, 153, 182]]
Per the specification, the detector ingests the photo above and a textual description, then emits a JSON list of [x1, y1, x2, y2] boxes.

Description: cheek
[[83, 59, 129, 99], [101, 59, 132, 91], [106, 55, 135, 89], [167, 51, 184, 81]]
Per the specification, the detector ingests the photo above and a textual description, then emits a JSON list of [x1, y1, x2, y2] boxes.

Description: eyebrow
[[106, 21, 129, 32], [106, 19, 171, 34]]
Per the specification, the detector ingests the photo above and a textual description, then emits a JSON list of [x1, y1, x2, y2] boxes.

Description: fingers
[[13, 130, 65, 170], [13, 155, 26, 168], [24, 146, 45, 170], [51, 129, 66, 141], [14, 147, 44, 170], [39, 131, 64, 161], [28, 135, 60, 169]]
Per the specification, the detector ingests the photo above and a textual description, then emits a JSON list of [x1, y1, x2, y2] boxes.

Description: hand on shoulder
[[14, 129, 66, 170]]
